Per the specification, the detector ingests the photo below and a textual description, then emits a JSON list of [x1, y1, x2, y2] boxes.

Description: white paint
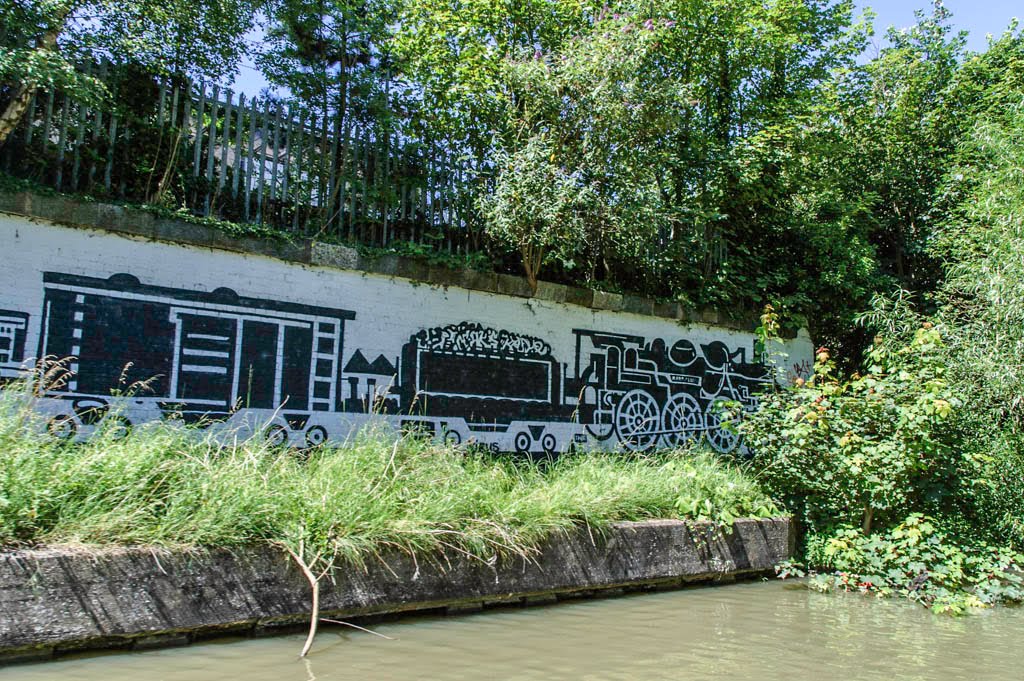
[[1, 213, 814, 453]]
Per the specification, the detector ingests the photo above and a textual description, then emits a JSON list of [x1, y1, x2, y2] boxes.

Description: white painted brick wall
[[2, 213, 814, 454]]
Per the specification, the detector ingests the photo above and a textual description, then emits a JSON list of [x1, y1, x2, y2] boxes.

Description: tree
[[827, 1, 968, 293], [393, 0, 590, 157], [256, 0, 397, 125], [481, 11, 688, 289], [479, 137, 589, 293], [0, 0, 256, 145]]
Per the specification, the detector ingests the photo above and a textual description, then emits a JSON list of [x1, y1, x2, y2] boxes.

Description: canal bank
[[9, 579, 1021, 681], [0, 517, 792, 662]]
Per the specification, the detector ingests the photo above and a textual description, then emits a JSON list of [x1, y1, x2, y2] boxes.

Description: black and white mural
[[1, 214, 813, 455], [2, 271, 774, 454]]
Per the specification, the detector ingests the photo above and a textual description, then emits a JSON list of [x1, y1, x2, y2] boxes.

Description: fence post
[[244, 95, 258, 221], [204, 84, 219, 215], [55, 90, 70, 190], [220, 88, 233, 197], [232, 92, 245, 201], [255, 97, 270, 224]]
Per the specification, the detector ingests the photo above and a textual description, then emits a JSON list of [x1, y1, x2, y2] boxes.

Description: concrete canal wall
[[1, 190, 813, 455], [0, 518, 793, 662]]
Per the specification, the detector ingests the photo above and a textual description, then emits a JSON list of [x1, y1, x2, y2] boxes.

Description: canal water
[[7, 581, 1024, 680]]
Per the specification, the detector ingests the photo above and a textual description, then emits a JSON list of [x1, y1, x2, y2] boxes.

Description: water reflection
[[6, 581, 1024, 680]]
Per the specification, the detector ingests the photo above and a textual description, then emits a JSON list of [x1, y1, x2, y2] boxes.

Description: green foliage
[[257, 0, 396, 123], [479, 12, 687, 291], [393, 0, 588, 154], [805, 515, 1024, 615], [934, 102, 1024, 436], [1, 0, 254, 84], [0, 383, 778, 564], [744, 325, 967, 536], [479, 136, 592, 291]]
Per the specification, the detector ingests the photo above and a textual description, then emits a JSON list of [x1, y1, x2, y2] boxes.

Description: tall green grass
[[0, 385, 778, 565]]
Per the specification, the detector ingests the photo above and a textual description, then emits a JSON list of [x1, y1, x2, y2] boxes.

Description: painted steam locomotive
[[19, 271, 772, 453]]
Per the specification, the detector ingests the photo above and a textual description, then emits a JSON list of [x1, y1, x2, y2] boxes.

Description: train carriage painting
[[7, 270, 774, 454], [35, 272, 356, 446]]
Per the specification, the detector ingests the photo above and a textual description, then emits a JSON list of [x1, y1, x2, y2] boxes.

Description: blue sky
[[232, 1, 1022, 95], [856, 1, 1020, 53]]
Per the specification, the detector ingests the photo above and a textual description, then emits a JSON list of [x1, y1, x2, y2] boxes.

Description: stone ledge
[[0, 189, 770, 333], [0, 517, 793, 661]]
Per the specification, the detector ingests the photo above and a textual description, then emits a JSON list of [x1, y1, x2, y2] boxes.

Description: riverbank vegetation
[[0, 385, 777, 561], [743, 98, 1024, 614]]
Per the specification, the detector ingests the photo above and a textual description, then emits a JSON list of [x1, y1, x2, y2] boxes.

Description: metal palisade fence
[[0, 61, 487, 253]]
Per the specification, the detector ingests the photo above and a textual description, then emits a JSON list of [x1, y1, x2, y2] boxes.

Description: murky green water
[[7, 581, 1024, 680]]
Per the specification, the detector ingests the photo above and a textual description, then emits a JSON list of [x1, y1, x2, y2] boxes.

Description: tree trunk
[[521, 244, 540, 295], [862, 503, 875, 535], [0, 4, 73, 146], [0, 83, 33, 145]]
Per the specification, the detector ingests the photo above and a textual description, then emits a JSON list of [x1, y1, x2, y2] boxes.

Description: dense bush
[[745, 325, 968, 535], [745, 323, 1024, 613]]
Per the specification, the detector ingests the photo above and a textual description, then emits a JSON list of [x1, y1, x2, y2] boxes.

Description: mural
[[3, 271, 774, 454], [0, 309, 30, 382]]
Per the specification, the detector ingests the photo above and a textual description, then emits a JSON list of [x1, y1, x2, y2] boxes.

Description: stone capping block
[[0, 189, 775, 334], [0, 518, 793, 660]]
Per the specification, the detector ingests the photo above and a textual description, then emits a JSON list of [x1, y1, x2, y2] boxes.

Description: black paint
[[8, 272, 771, 453]]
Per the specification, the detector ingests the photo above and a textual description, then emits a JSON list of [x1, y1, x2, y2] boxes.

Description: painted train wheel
[[47, 414, 77, 441], [614, 390, 660, 452], [514, 431, 532, 454], [704, 401, 741, 454], [541, 433, 557, 455], [265, 424, 289, 448], [305, 425, 328, 448], [103, 415, 132, 441], [444, 428, 462, 446], [660, 393, 703, 450]]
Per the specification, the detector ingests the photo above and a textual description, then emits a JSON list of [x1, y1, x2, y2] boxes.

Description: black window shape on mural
[[172, 312, 237, 406]]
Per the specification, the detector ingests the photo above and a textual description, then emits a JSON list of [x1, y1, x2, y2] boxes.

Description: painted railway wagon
[[398, 322, 586, 454], [37, 272, 355, 441]]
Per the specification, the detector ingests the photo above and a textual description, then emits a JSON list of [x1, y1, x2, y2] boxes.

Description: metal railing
[[0, 62, 488, 254]]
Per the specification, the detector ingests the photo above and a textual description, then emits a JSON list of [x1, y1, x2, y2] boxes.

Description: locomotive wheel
[[103, 415, 132, 441], [265, 424, 289, 448], [660, 393, 703, 449], [704, 401, 741, 454], [614, 390, 660, 452], [47, 414, 77, 440], [444, 428, 462, 446], [305, 425, 328, 448]]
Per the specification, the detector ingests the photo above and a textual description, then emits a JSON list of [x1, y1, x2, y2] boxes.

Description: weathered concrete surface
[[0, 518, 793, 661]]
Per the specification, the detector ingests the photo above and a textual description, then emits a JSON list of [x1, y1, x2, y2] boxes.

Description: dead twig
[[320, 618, 396, 641], [284, 542, 327, 658]]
